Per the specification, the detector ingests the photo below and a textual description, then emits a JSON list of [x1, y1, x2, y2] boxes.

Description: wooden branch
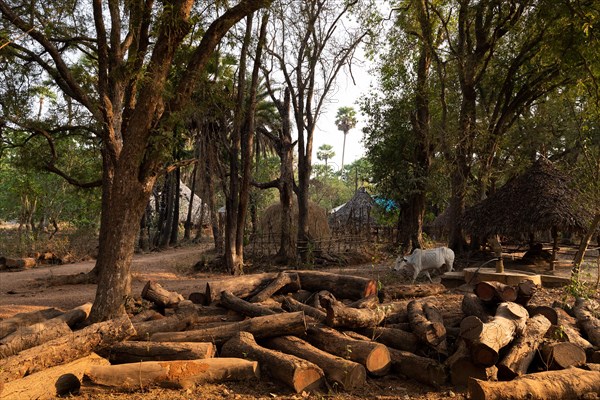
[[221, 332, 324, 393], [468, 368, 600, 400], [106, 341, 215, 364], [497, 314, 552, 380], [264, 335, 366, 391], [0, 315, 135, 383], [83, 358, 260, 390], [150, 311, 307, 344]]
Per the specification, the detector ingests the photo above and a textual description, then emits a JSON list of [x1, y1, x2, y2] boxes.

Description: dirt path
[[0, 245, 214, 318]]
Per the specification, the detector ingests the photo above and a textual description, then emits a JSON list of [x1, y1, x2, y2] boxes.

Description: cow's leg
[[423, 271, 433, 283]]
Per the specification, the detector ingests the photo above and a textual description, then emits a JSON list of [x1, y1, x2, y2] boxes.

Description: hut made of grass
[[257, 198, 331, 242], [329, 187, 376, 232]]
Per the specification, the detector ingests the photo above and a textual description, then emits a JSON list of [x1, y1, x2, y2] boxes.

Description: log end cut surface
[[292, 367, 324, 393], [365, 344, 391, 376]]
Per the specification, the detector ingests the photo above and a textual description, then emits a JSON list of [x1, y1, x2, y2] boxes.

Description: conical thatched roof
[[330, 187, 375, 226], [462, 158, 593, 238]]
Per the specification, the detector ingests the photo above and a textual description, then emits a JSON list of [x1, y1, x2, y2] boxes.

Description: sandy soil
[[0, 244, 598, 399]]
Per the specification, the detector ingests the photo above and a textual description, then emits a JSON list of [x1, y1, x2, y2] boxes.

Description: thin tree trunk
[[170, 167, 181, 246], [184, 162, 198, 241]]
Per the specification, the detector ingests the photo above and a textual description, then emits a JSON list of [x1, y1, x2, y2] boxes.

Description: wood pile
[[0, 271, 599, 399]]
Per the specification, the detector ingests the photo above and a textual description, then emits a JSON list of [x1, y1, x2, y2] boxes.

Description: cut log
[[142, 280, 184, 308], [468, 368, 600, 400], [219, 290, 277, 317], [528, 306, 558, 325], [548, 307, 594, 351], [130, 309, 165, 323], [540, 342, 586, 370], [264, 335, 366, 391], [221, 331, 323, 393], [106, 341, 215, 364], [460, 302, 528, 367], [187, 313, 245, 330], [346, 294, 380, 310], [461, 293, 492, 323], [0, 315, 135, 384], [281, 296, 327, 322], [358, 326, 419, 353], [408, 300, 447, 354], [475, 281, 517, 303], [573, 298, 600, 347], [4, 257, 36, 270], [388, 347, 447, 387], [203, 273, 300, 305], [591, 350, 600, 363], [248, 272, 300, 303], [1, 353, 109, 400], [446, 339, 497, 387], [379, 283, 446, 302], [312, 290, 335, 310], [0, 308, 63, 340], [497, 314, 552, 380], [321, 296, 385, 329], [56, 303, 93, 327], [515, 279, 537, 306], [131, 301, 198, 340], [83, 358, 259, 390], [150, 311, 307, 344], [306, 325, 391, 376], [0, 319, 72, 358], [291, 270, 378, 301]]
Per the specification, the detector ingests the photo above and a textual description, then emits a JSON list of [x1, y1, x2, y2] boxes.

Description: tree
[[335, 106, 358, 170], [316, 144, 336, 170], [0, 0, 271, 321]]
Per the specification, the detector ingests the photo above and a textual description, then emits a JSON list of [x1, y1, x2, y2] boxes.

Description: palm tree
[[335, 106, 357, 169]]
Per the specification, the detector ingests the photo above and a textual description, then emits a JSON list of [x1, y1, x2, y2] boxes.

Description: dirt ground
[[0, 243, 598, 399]]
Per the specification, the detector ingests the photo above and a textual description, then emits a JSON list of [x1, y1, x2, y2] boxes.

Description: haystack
[[258, 199, 330, 241]]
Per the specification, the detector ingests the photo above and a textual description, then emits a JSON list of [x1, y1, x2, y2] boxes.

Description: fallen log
[[0, 315, 135, 384], [573, 298, 600, 347], [4, 257, 36, 270], [408, 300, 447, 354], [515, 280, 537, 306], [248, 272, 300, 303], [203, 273, 300, 305], [142, 280, 184, 308], [219, 290, 277, 317], [497, 314, 552, 380], [0, 308, 63, 340], [591, 350, 600, 363], [264, 335, 366, 391], [388, 347, 447, 387], [321, 296, 385, 329], [130, 309, 165, 323], [306, 325, 391, 376], [547, 307, 594, 352], [131, 301, 198, 340], [475, 281, 517, 304], [150, 311, 307, 344], [358, 326, 419, 353], [460, 302, 529, 367], [281, 296, 327, 322], [346, 294, 380, 310], [468, 368, 600, 400], [379, 283, 446, 302], [446, 339, 497, 387], [461, 293, 492, 323], [83, 358, 260, 390], [540, 342, 586, 370], [528, 306, 558, 325], [221, 331, 323, 393], [291, 270, 377, 301], [0, 319, 72, 358], [1, 353, 109, 400], [105, 341, 215, 364]]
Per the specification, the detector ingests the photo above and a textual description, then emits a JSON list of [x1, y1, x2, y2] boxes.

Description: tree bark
[[222, 331, 324, 393], [497, 314, 552, 380], [1, 353, 109, 400], [389, 347, 447, 387], [263, 335, 366, 391], [462, 293, 492, 322], [84, 358, 259, 390], [150, 311, 307, 344], [460, 302, 529, 367], [292, 271, 378, 301], [306, 325, 391, 376], [468, 368, 600, 400], [0, 315, 134, 384], [408, 300, 447, 354], [248, 272, 300, 303], [219, 290, 277, 317], [0, 308, 63, 340], [358, 326, 419, 353], [142, 281, 184, 308], [105, 341, 215, 364], [573, 298, 600, 347], [321, 296, 385, 329]]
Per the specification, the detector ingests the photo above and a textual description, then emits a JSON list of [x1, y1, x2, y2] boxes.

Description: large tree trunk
[[468, 368, 600, 400], [221, 331, 324, 393]]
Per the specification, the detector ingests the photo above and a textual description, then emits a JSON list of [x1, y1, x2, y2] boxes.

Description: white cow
[[393, 247, 455, 283]]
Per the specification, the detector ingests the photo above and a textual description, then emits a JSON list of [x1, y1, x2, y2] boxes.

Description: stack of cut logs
[[0, 270, 599, 400]]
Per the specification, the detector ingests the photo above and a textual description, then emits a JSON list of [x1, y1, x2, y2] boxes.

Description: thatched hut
[[257, 199, 330, 242], [329, 187, 375, 234], [462, 157, 593, 269]]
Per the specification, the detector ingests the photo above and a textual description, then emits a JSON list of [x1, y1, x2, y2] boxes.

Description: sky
[[311, 47, 375, 172]]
